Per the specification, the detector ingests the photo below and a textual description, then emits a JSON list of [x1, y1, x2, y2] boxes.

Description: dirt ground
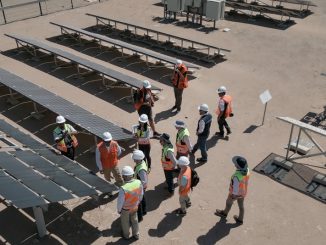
[[0, 0, 325, 244]]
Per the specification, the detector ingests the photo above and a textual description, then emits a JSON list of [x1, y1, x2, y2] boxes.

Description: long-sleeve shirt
[[95, 143, 122, 170], [231, 177, 239, 195], [137, 169, 148, 189], [197, 112, 208, 134], [117, 180, 144, 213], [167, 150, 177, 168], [182, 134, 193, 152]]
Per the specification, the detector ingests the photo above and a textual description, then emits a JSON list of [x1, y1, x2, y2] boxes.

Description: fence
[[0, 0, 106, 25]]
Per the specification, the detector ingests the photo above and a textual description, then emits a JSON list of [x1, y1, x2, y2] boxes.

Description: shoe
[[153, 132, 161, 137], [226, 130, 232, 135], [138, 217, 143, 222], [175, 209, 187, 216], [196, 157, 207, 162], [233, 215, 243, 224], [133, 234, 139, 240], [186, 201, 192, 208], [168, 191, 174, 197], [175, 110, 180, 114], [143, 211, 147, 216], [171, 106, 177, 111], [215, 132, 224, 137], [214, 209, 227, 218]]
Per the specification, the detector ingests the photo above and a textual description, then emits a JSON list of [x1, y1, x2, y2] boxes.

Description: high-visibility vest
[[178, 166, 191, 196], [136, 127, 150, 145], [216, 95, 233, 118], [176, 128, 190, 154], [229, 169, 250, 198], [97, 140, 118, 169], [161, 144, 174, 170], [134, 88, 154, 111], [172, 64, 188, 89], [134, 160, 148, 188], [54, 124, 78, 153], [122, 179, 142, 211]]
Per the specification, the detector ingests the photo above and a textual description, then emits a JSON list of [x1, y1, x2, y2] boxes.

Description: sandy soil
[[0, 0, 325, 244]]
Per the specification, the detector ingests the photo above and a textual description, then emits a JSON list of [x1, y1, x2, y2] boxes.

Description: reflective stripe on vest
[[216, 95, 233, 118], [229, 169, 250, 198], [172, 64, 188, 89], [54, 124, 78, 153], [136, 128, 150, 145], [176, 128, 190, 154], [122, 179, 142, 211], [161, 144, 174, 170], [97, 140, 118, 169], [178, 166, 191, 196]]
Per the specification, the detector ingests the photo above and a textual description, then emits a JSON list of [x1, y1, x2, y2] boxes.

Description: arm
[[117, 188, 125, 214], [138, 170, 148, 190], [167, 150, 177, 168], [95, 148, 103, 171], [179, 175, 188, 192], [67, 124, 77, 135], [183, 135, 193, 152], [117, 144, 122, 157], [231, 177, 240, 199], [218, 100, 226, 119], [197, 119, 205, 135]]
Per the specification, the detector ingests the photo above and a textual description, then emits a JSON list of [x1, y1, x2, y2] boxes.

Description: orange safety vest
[[122, 179, 142, 211], [172, 64, 188, 89], [215, 95, 233, 118], [161, 144, 174, 170], [229, 170, 250, 198], [134, 88, 154, 111], [178, 166, 191, 196], [175, 128, 190, 155], [97, 140, 118, 169], [54, 124, 78, 153]]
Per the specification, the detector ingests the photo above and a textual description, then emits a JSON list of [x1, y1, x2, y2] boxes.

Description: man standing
[[171, 59, 188, 113], [53, 115, 78, 160], [175, 120, 193, 159], [117, 166, 143, 240], [159, 133, 177, 195], [96, 131, 124, 187], [192, 104, 212, 163], [132, 150, 148, 222], [134, 80, 160, 137], [175, 156, 192, 216], [215, 156, 250, 224], [216, 86, 233, 137]]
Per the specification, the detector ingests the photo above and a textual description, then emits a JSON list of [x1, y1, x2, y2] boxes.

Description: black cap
[[160, 133, 170, 142], [232, 156, 248, 170]]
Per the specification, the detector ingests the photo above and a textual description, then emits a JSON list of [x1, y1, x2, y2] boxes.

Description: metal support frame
[[33, 206, 48, 237]]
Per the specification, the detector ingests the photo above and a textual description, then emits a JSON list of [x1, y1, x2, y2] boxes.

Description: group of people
[[52, 59, 250, 241]]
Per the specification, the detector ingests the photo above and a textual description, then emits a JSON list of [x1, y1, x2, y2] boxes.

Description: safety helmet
[[143, 80, 151, 89], [198, 104, 209, 112], [139, 114, 148, 123], [174, 120, 185, 128], [217, 86, 227, 94], [176, 59, 183, 66], [177, 156, 190, 166], [132, 150, 145, 161], [56, 115, 66, 124], [102, 132, 112, 142], [122, 166, 134, 176]]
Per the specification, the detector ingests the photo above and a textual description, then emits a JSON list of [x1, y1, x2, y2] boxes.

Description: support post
[[38, 1, 43, 16], [0, 0, 7, 24], [261, 102, 268, 125], [33, 206, 47, 237], [71, 0, 74, 9], [285, 124, 294, 160]]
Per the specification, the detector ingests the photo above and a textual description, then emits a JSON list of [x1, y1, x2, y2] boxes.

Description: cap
[[177, 156, 190, 166], [198, 104, 209, 112], [174, 120, 185, 128], [122, 166, 134, 176], [139, 114, 148, 123], [56, 115, 66, 124], [232, 156, 248, 170], [160, 133, 171, 143], [102, 132, 112, 142]]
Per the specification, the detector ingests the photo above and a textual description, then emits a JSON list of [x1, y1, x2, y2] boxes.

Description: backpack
[[190, 168, 200, 189]]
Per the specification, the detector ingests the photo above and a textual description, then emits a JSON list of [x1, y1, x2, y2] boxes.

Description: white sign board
[[259, 90, 272, 104]]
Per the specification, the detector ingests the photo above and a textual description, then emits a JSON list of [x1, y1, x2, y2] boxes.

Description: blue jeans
[[193, 135, 208, 160], [164, 170, 174, 193]]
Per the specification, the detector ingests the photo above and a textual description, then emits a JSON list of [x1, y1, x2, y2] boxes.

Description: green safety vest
[[134, 160, 148, 178]]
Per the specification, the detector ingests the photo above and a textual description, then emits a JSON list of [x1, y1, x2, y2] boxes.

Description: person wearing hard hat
[[159, 133, 178, 195], [132, 150, 148, 222], [134, 114, 152, 171], [191, 104, 212, 163], [133, 80, 160, 137], [215, 86, 233, 137], [174, 120, 193, 159], [215, 156, 250, 225], [175, 156, 192, 216], [171, 59, 188, 113], [117, 166, 143, 240], [53, 115, 78, 160], [95, 131, 124, 186]]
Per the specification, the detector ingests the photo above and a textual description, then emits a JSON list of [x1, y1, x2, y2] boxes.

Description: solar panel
[[0, 68, 133, 141], [0, 170, 47, 208], [0, 152, 74, 202]]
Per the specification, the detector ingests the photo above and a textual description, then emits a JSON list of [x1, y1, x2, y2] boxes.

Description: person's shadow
[[148, 212, 183, 237], [196, 218, 241, 244], [145, 182, 171, 212], [154, 108, 175, 123]]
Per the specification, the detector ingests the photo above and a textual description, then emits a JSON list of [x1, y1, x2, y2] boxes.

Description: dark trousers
[[192, 136, 208, 160], [139, 144, 151, 169], [164, 169, 174, 193], [218, 116, 231, 135], [173, 87, 184, 110], [137, 192, 147, 221], [61, 147, 75, 160]]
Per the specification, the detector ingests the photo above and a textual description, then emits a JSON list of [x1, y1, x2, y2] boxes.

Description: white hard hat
[[217, 86, 227, 93], [139, 114, 148, 123], [132, 150, 145, 161], [122, 166, 134, 176], [56, 115, 66, 124], [198, 103, 209, 112], [143, 80, 151, 89], [174, 120, 185, 128], [176, 59, 182, 66], [102, 132, 112, 142], [177, 156, 190, 166]]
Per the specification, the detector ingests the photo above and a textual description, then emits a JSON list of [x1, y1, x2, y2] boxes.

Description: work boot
[[215, 132, 224, 137], [175, 208, 187, 216], [226, 127, 232, 135], [233, 215, 243, 224], [186, 201, 192, 208], [171, 105, 177, 111], [196, 157, 207, 162], [214, 209, 227, 218], [153, 131, 161, 137]]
